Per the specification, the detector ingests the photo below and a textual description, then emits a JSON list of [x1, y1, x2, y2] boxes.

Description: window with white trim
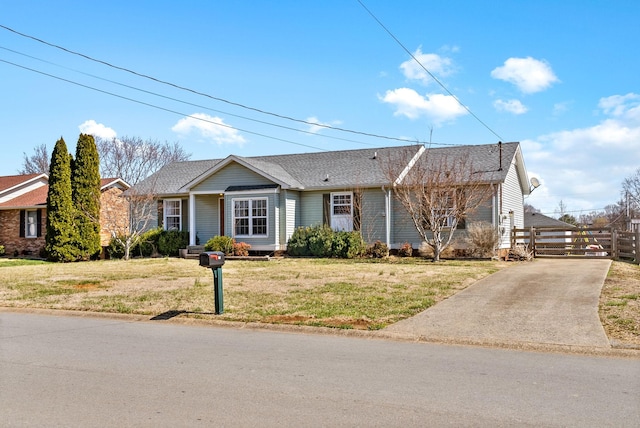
[[233, 198, 268, 237], [25, 210, 38, 238], [331, 192, 353, 231], [164, 199, 182, 231]]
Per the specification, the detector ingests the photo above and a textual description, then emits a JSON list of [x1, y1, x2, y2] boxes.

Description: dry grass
[[0, 257, 504, 330], [600, 261, 640, 346]]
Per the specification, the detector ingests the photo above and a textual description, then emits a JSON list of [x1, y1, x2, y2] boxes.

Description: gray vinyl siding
[[360, 188, 386, 243], [192, 162, 274, 192], [300, 191, 324, 227], [283, 190, 300, 247], [390, 198, 422, 246], [500, 162, 525, 248], [194, 194, 219, 244]]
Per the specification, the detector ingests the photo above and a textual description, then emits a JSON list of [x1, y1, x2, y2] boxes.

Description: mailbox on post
[[199, 251, 225, 314], [199, 251, 225, 268]]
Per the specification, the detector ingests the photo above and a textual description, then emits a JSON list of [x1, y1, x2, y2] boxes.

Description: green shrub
[[132, 228, 162, 257], [204, 235, 234, 255], [368, 240, 389, 258], [287, 225, 366, 259], [0, 245, 5, 256], [308, 225, 334, 257], [107, 236, 126, 259], [287, 227, 312, 256], [157, 230, 189, 256]]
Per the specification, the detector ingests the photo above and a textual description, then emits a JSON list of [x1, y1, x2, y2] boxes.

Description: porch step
[[182, 245, 205, 259]]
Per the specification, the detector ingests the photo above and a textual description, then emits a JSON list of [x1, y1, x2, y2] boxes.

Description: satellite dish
[[530, 177, 540, 189]]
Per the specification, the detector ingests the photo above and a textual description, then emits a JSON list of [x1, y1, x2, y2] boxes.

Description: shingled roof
[[135, 142, 524, 196]]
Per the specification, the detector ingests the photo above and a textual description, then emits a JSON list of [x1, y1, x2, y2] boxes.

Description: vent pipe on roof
[[324, 174, 329, 182], [372, 151, 377, 159]]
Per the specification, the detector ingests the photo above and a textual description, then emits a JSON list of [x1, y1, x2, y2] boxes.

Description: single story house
[[0, 173, 129, 256], [523, 212, 576, 246], [134, 142, 531, 254]]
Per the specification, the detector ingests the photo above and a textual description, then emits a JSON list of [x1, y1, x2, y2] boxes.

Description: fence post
[[529, 226, 536, 257], [611, 229, 617, 259], [636, 230, 640, 265]]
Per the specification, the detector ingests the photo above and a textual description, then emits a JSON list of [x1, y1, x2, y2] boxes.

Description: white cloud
[[380, 88, 468, 124], [491, 57, 559, 93], [172, 113, 246, 145], [78, 120, 117, 140], [493, 99, 528, 114], [521, 93, 640, 216], [400, 48, 456, 85], [598, 93, 640, 121], [305, 116, 343, 134]]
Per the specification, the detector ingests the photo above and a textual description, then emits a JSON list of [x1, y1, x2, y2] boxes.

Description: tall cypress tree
[[45, 138, 76, 262], [72, 133, 102, 259]]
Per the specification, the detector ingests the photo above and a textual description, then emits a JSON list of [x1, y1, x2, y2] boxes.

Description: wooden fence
[[512, 227, 640, 264]]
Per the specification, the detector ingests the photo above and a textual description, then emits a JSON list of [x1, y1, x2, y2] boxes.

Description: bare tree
[[100, 181, 159, 260], [523, 203, 540, 214], [19, 144, 50, 175], [96, 136, 190, 185], [384, 146, 494, 261]]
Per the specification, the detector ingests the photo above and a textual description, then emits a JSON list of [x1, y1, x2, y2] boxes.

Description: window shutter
[[36, 209, 43, 237], [322, 194, 330, 226], [181, 199, 188, 231], [157, 200, 164, 228], [353, 193, 361, 231], [19, 210, 25, 238]]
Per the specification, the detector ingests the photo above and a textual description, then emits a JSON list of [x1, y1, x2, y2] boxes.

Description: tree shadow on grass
[[150, 310, 216, 321]]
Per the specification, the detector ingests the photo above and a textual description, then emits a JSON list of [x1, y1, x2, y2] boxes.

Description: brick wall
[[0, 209, 46, 256], [99, 187, 130, 247]]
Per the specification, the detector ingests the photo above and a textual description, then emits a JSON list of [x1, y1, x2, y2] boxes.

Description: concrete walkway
[[384, 259, 612, 349]]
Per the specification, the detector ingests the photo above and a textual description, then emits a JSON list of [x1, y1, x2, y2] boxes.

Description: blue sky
[[1, 1, 639, 217]]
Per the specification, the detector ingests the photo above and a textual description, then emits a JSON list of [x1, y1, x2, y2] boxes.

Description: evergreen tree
[[72, 134, 102, 259], [45, 138, 76, 262]]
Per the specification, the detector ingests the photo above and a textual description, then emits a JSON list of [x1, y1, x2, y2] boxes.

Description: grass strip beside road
[[0, 257, 504, 330]]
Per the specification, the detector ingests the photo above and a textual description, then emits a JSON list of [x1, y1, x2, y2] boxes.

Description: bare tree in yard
[[384, 146, 494, 261], [97, 136, 190, 185], [101, 180, 159, 260], [19, 143, 50, 175]]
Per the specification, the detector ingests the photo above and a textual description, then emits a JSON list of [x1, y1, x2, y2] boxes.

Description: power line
[[0, 23, 437, 146], [0, 45, 382, 148], [0, 58, 328, 152], [356, 0, 505, 142]]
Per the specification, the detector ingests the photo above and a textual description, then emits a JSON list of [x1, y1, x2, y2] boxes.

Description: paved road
[[385, 259, 612, 349], [1, 312, 638, 427]]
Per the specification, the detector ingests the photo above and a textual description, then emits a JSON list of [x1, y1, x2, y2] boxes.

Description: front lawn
[[0, 257, 504, 330]]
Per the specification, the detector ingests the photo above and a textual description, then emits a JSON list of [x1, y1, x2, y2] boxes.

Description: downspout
[[189, 192, 196, 246], [382, 186, 391, 247]]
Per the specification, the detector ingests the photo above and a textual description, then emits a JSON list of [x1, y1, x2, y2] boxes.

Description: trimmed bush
[[368, 240, 389, 258], [287, 225, 367, 259], [0, 245, 5, 256], [233, 241, 251, 256], [132, 228, 163, 257], [107, 236, 126, 259], [287, 227, 312, 256], [204, 235, 234, 255], [398, 242, 413, 257], [308, 225, 334, 257], [157, 230, 189, 256]]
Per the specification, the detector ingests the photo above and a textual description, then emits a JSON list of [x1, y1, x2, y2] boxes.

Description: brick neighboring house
[[0, 174, 129, 257]]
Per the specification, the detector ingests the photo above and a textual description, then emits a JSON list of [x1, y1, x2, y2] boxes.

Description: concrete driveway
[[384, 259, 612, 349]]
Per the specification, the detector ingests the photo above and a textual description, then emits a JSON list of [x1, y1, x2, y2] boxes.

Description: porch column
[[189, 193, 196, 246], [384, 187, 391, 247]]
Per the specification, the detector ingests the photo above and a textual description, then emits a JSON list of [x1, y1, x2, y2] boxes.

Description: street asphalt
[[384, 258, 613, 350]]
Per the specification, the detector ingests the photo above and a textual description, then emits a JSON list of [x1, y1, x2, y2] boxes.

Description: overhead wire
[[356, 0, 505, 142], [0, 45, 385, 148], [0, 23, 440, 146], [0, 58, 328, 152]]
